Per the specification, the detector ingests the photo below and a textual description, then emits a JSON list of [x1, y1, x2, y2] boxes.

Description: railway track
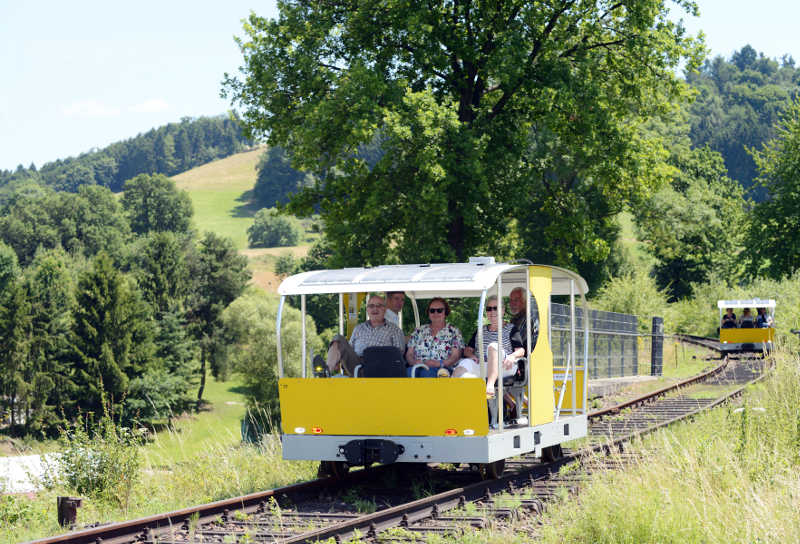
[[28, 349, 765, 544]]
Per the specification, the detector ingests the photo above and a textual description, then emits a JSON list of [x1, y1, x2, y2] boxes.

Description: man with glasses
[[320, 294, 405, 376]]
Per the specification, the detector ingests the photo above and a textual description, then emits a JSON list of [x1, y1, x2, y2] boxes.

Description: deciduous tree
[[746, 97, 800, 278], [224, 0, 702, 275], [121, 174, 193, 235]]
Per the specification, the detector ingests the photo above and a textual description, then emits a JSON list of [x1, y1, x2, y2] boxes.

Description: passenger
[[508, 287, 539, 349], [405, 298, 464, 377], [384, 291, 405, 326], [756, 307, 773, 328], [452, 295, 525, 397], [721, 308, 737, 329], [322, 294, 405, 376], [739, 308, 755, 328]]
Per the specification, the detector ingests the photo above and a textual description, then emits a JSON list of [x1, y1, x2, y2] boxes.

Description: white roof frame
[[717, 299, 776, 309], [277, 262, 590, 298]]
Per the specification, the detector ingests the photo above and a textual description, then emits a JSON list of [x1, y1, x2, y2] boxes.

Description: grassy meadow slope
[[172, 147, 263, 249], [171, 148, 311, 292]]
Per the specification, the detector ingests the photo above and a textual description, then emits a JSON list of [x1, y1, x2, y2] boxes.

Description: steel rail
[[279, 360, 764, 543], [588, 356, 729, 419], [23, 464, 392, 544], [25, 340, 757, 544]]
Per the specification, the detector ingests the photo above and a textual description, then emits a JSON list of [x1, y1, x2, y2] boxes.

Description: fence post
[[633, 317, 639, 375], [651, 316, 664, 376]]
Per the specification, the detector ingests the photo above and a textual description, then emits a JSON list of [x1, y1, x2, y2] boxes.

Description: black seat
[[502, 358, 526, 387], [359, 346, 406, 377]]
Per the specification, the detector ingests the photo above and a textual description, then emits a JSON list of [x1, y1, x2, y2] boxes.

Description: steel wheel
[[318, 460, 350, 479], [483, 459, 506, 479], [541, 444, 563, 463]]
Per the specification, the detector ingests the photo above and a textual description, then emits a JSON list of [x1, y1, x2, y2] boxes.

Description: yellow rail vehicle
[[275, 258, 590, 477], [718, 298, 775, 354]]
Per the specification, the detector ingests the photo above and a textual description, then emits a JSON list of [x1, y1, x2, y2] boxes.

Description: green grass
[[171, 147, 315, 292], [172, 148, 263, 250], [142, 375, 248, 466], [0, 373, 317, 544], [536, 348, 800, 543]]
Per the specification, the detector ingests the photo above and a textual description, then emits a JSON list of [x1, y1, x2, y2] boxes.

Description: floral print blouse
[[408, 323, 464, 362]]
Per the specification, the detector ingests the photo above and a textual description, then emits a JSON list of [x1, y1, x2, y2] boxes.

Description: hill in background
[[172, 148, 312, 292]]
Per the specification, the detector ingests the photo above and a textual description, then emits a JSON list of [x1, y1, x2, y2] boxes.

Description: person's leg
[[486, 343, 500, 394], [326, 336, 345, 372], [452, 358, 479, 378], [327, 335, 361, 376]]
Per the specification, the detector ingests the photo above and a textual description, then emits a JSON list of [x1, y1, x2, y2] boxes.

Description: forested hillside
[[0, 174, 252, 437], [0, 116, 251, 200], [686, 45, 800, 198]]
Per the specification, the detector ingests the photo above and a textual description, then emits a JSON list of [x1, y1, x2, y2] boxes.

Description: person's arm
[[503, 325, 525, 369], [509, 324, 526, 356], [442, 345, 461, 368]]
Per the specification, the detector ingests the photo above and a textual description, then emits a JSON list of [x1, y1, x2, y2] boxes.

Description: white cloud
[[129, 98, 169, 113], [62, 100, 121, 118]]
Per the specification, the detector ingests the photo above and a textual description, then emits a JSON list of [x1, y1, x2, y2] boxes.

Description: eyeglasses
[[486, 306, 498, 312], [367, 303, 384, 309], [429, 307, 445, 314]]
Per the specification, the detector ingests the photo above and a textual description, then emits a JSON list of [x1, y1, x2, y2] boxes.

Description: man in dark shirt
[[508, 287, 539, 352]]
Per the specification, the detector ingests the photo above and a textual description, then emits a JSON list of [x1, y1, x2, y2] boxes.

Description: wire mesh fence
[[550, 303, 661, 378]]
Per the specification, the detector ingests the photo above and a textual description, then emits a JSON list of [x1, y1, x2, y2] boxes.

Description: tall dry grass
[[537, 347, 800, 543]]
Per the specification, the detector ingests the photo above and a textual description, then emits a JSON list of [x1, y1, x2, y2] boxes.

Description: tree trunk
[[196, 345, 207, 405], [447, 212, 466, 261]]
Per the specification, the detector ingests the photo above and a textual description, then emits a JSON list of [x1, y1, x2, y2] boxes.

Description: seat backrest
[[361, 346, 406, 378], [502, 358, 527, 387]]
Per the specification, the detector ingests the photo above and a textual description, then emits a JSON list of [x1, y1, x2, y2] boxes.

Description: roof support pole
[[338, 294, 344, 336], [301, 294, 307, 378], [277, 295, 285, 378], [570, 279, 576, 415], [497, 275, 504, 431]]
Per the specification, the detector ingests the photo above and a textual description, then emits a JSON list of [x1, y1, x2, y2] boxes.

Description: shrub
[[590, 270, 669, 333], [247, 208, 302, 248], [220, 289, 322, 419], [54, 414, 144, 512]]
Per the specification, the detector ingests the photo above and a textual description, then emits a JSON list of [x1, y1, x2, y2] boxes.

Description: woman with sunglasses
[[406, 297, 464, 377], [452, 295, 525, 397]]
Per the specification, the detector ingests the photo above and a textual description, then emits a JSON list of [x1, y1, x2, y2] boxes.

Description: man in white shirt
[[384, 291, 405, 326]]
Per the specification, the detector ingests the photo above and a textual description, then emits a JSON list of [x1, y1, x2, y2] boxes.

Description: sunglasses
[[429, 307, 445, 314], [486, 306, 498, 312]]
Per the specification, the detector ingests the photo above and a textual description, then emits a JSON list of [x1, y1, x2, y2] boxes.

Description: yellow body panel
[[529, 267, 556, 426], [553, 368, 585, 411], [343, 293, 367, 338], [719, 328, 774, 344], [279, 378, 490, 436]]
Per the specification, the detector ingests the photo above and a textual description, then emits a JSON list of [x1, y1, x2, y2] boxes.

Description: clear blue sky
[[1, 0, 799, 171]]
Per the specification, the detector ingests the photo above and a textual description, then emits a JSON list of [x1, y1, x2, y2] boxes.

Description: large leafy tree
[[224, 0, 702, 273], [635, 139, 746, 299], [746, 97, 800, 278], [121, 173, 193, 235], [0, 186, 130, 265]]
